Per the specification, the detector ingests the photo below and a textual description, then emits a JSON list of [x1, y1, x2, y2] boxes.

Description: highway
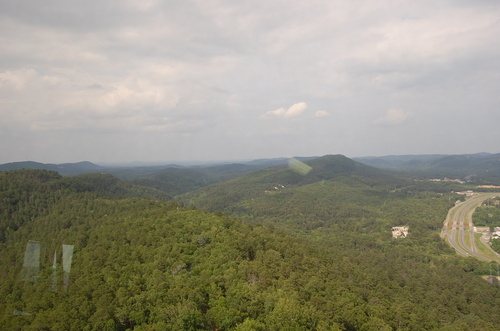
[[441, 193, 500, 263]]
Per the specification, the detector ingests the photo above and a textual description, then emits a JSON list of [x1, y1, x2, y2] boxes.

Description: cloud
[[1, 1, 500, 163], [263, 102, 307, 119], [315, 110, 330, 118], [375, 109, 411, 126], [0, 68, 183, 133]]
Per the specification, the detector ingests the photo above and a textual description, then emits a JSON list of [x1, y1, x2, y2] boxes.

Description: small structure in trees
[[391, 226, 409, 239], [492, 227, 500, 240]]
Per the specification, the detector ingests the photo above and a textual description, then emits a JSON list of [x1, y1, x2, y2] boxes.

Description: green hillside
[[356, 153, 500, 184], [180, 155, 479, 264], [1, 169, 499, 330], [0, 161, 104, 176], [122, 160, 306, 196], [0, 159, 297, 196], [182, 155, 415, 230]]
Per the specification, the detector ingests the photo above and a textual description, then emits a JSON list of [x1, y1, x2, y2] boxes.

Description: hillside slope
[[0, 161, 104, 176], [126, 162, 284, 196], [181, 155, 410, 229], [0, 158, 298, 196], [1, 170, 499, 330], [355, 153, 500, 183]]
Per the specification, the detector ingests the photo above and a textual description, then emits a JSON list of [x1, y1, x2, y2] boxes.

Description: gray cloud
[[375, 109, 411, 126], [1, 0, 499, 163]]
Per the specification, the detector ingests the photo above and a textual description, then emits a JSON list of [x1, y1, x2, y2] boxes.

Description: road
[[441, 193, 500, 263]]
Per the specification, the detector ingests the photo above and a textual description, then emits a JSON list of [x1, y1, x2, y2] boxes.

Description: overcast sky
[[1, 0, 499, 164]]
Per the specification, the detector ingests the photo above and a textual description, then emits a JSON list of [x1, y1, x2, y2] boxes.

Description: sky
[[1, 0, 499, 164]]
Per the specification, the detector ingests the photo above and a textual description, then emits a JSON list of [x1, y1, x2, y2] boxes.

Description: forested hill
[[0, 161, 104, 176], [355, 153, 500, 183], [1, 169, 500, 330], [0, 170, 170, 241], [125, 161, 292, 196], [0, 158, 300, 196], [181, 155, 408, 228]]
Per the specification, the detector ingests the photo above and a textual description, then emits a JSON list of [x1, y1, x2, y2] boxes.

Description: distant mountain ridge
[[354, 153, 500, 183], [2, 152, 499, 187], [180, 154, 406, 227], [0, 158, 312, 195], [0, 161, 103, 176]]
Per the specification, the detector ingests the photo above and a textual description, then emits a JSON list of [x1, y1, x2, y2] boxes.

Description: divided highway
[[442, 193, 500, 263]]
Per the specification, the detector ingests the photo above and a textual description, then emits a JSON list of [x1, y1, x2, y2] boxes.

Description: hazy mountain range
[[2, 153, 499, 183]]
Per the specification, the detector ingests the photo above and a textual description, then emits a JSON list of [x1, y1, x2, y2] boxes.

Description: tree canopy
[[1, 168, 499, 330]]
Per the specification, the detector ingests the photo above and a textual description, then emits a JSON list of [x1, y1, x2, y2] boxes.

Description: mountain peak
[[306, 154, 357, 178]]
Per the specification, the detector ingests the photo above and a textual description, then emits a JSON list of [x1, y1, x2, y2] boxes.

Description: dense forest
[[1, 159, 499, 330], [473, 198, 500, 228]]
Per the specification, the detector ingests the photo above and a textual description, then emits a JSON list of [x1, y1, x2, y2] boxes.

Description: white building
[[392, 226, 409, 239], [492, 227, 500, 239]]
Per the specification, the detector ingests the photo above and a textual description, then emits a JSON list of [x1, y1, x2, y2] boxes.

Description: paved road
[[442, 193, 500, 263]]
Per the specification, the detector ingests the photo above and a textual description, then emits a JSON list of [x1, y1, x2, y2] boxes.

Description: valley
[[1, 154, 499, 330]]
